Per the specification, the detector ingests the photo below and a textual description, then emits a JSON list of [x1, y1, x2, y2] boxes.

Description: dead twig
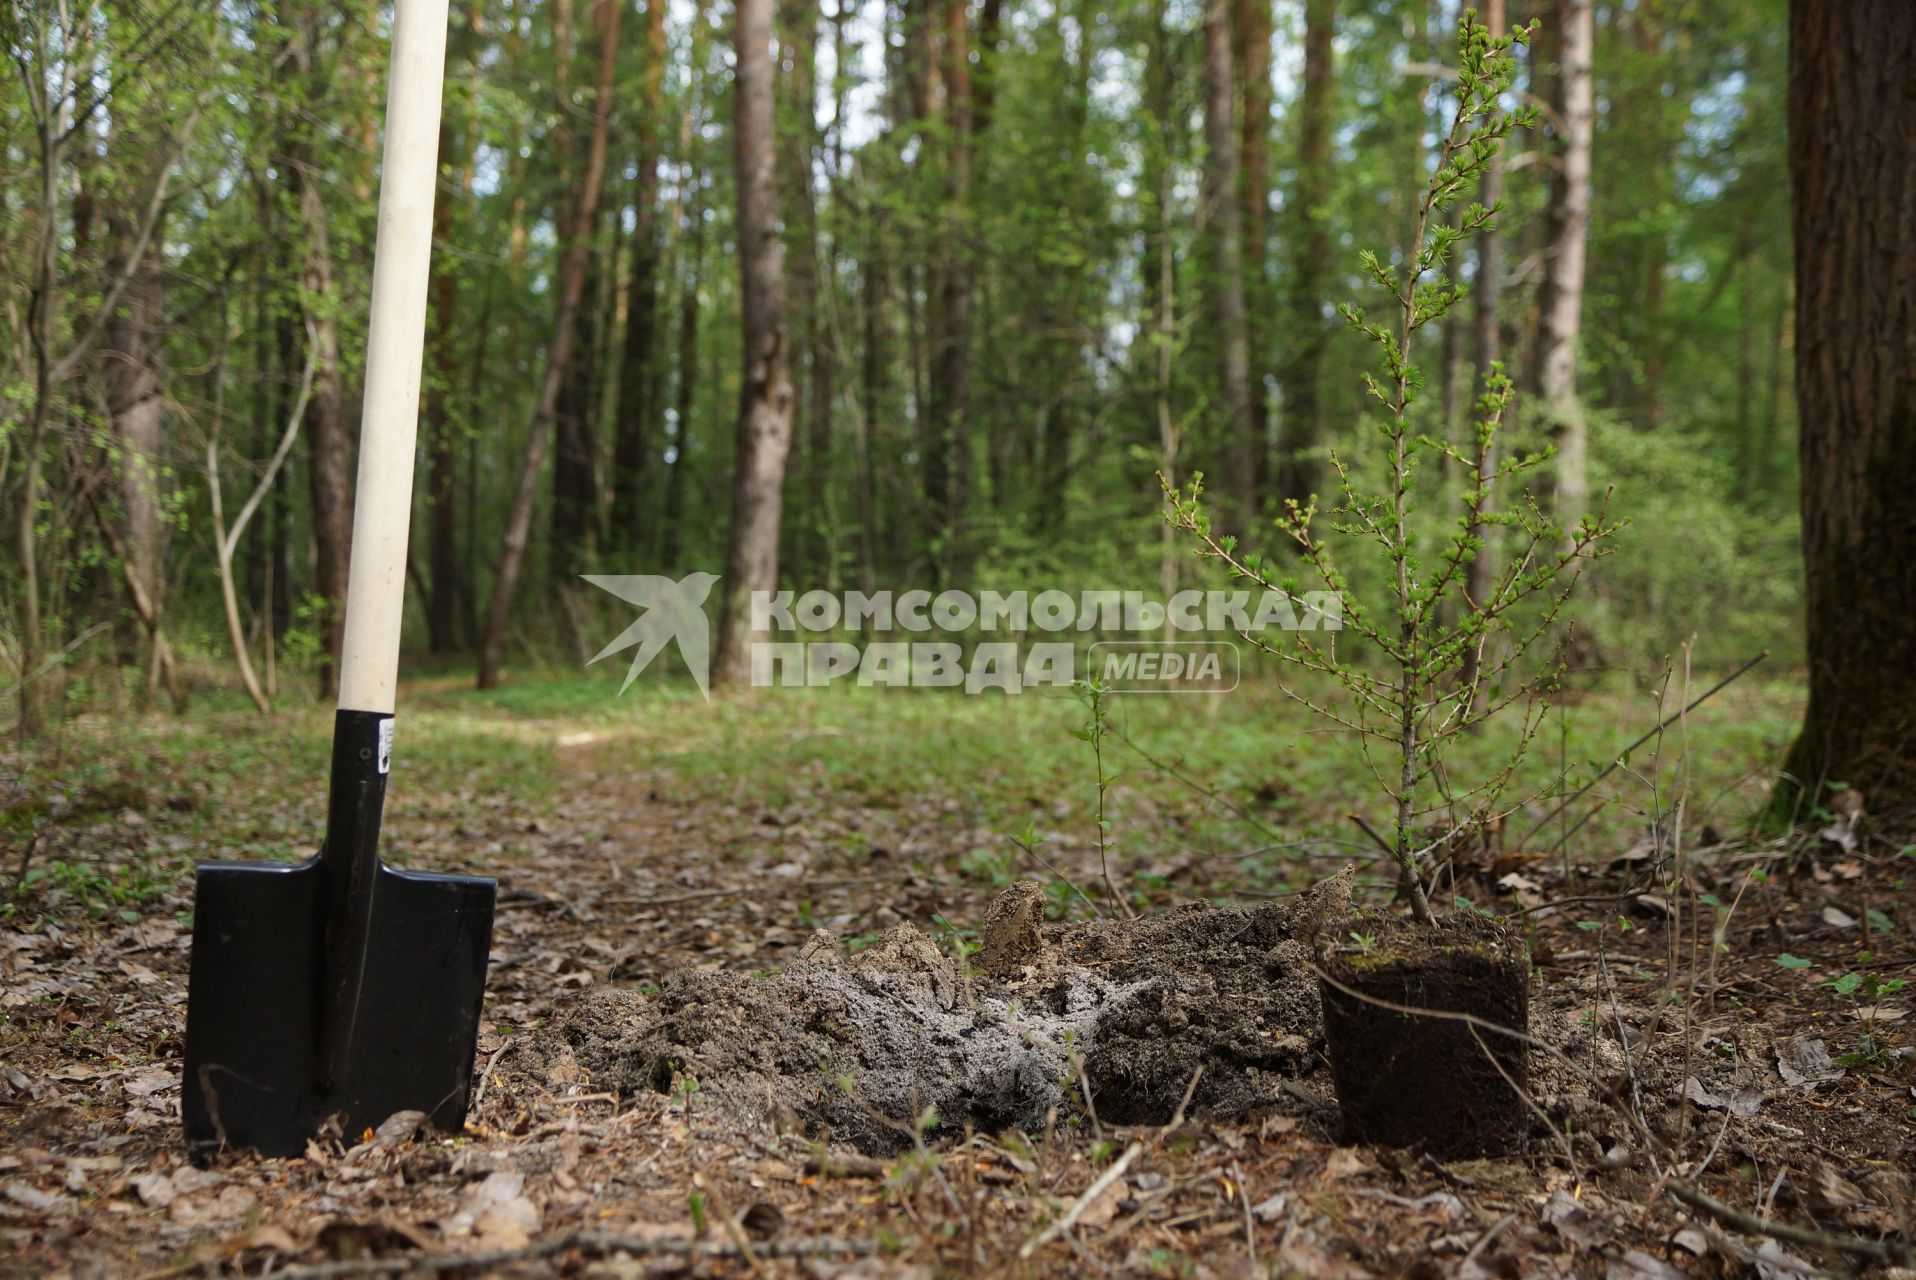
[[692, 1172, 769, 1279], [1018, 1139, 1144, 1260], [1230, 1161, 1257, 1273], [1664, 1179, 1910, 1267], [467, 1038, 518, 1115]]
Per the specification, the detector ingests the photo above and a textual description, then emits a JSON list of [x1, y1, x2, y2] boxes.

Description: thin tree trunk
[[1233, 0, 1273, 489], [711, 0, 798, 687], [1033, 0, 1091, 535], [923, 0, 974, 581], [1735, 212, 1758, 485], [1202, 0, 1257, 533], [611, 0, 672, 551], [285, 2, 351, 699], [780, 0, 830, 584], [1459, 0, 1506, 709], [1778, 1, 1916, 817], [1148, 0, 1179, 642], [212, 328, 316, 712], [102, 139, 168, 682], [1756, 275, 1789, 495], [1539, 0, 1594, 529], [426, 107, 463, 654], [476, 0, 623, 689], [660, 191, 705, 571], [856, 165, 894, 588], [1276, 0, 1335, 514], [552, 213, 607, 577]]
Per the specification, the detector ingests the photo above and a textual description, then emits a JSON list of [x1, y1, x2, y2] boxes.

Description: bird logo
[[582, 572, 721, 699]]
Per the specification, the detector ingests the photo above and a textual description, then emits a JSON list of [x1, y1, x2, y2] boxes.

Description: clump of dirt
[[1053, 900, 1331, 1124], [511, 879, 1349, 1152]]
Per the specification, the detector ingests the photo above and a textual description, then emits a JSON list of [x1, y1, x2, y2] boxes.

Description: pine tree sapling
[[1164, 12, 1616, 923]]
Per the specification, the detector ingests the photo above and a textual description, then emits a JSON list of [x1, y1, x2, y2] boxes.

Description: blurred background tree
[[0, 0, 1829, 742]]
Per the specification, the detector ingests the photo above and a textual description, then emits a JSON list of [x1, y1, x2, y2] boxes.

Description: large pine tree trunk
[[711, 0, 797, 687], [1201, 0, 1257, 533], [1779, 2, 1916, 819], [475, 0, 622, 689], [1276, 0, 1335, 514], [1538, 0, 1594, 528]]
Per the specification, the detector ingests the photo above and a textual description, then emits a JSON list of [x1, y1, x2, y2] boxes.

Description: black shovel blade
[[182, 856, 494, 1157]]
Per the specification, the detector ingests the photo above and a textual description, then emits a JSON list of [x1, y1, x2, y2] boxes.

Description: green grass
[[6, 658, 1805, 921]]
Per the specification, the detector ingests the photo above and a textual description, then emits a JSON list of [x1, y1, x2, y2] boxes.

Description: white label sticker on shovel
[[377, 719, 394, 774]]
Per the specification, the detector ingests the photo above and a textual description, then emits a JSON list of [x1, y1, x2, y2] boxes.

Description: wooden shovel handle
[[337, 0, 451, 717]]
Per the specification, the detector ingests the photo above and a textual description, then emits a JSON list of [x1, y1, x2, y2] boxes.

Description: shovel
[[182, 0, 496, 1157]]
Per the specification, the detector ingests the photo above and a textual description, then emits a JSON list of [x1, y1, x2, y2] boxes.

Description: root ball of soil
[[1317, 911, 1531, 1157]]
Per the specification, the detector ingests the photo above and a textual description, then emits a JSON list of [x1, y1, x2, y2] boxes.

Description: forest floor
[[1, 671, 1912, 1278]]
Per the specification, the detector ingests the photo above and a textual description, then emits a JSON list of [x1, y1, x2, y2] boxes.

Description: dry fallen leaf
[[1682, 1076, 1764, 1118], [446, 1170, 543, 1248], [370, 1109, 428, 1148], [1608, 1247, 1687, 1280], [1075, 1177, 1127, 1229], [1775, 1037, 1843, 1091], [169, 1184, 258, 1227], [3, 1183, 62, 1213], [1543, 1188, 1612, 1250], [1322, 1147, 1372, 1181], [123, 1070, 175, 1098]]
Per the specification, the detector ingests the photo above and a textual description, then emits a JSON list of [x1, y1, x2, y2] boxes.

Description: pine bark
[[1779, 1, 1916, 818]]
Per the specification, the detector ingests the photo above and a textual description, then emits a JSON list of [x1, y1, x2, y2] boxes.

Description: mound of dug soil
[[512, 877, 1352, 1152]]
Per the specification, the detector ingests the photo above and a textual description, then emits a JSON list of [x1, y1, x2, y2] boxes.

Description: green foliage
[[1822, 969, 1908, 1069]]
